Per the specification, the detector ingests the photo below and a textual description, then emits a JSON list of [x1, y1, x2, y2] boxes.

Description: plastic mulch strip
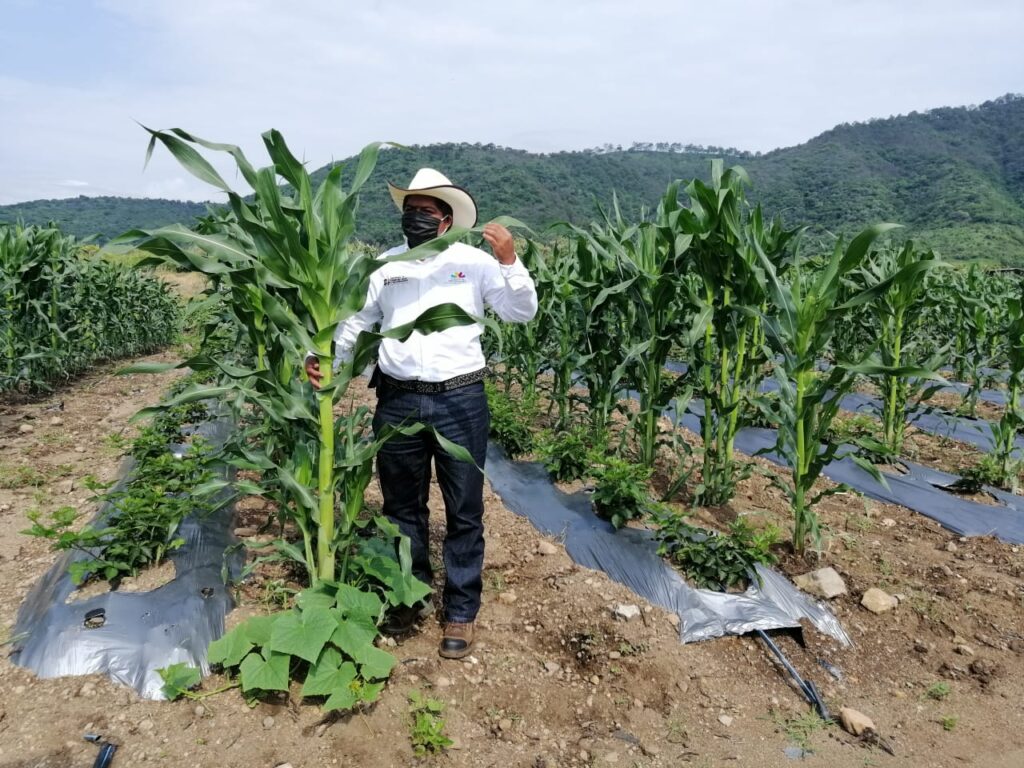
[[10, 415, 244, 700], [485, 444, 852, 646]]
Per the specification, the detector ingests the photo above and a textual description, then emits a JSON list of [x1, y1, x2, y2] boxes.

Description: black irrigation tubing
[[11, 412, 245, 700]]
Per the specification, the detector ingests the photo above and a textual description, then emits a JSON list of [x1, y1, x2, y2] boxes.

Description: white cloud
[[1, 0, 1021, 203]]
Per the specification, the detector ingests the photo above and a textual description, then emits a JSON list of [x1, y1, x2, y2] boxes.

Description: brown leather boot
[[439, 621, 475, 659]]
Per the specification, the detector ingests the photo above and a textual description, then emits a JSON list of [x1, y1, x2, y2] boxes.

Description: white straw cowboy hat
[[387, 168, 478, 229]]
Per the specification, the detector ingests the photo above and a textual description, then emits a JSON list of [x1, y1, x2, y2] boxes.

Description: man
[[306, 168, 537, 659]]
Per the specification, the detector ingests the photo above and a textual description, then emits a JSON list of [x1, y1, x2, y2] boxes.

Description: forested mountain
[[3, 94, 1022, 262], [0, 196, 212, 244]]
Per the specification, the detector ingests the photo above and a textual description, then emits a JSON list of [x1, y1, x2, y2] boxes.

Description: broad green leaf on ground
[[240, 614, 279, 647], [301, 646, 358, 698], [268, 606, 338, 663], [354, 644, 397, 680], [330, 615, 378, 658], [158, 663, 201, 700], [295, 587, 337, 612], [334, 584, 384, 621], [208, 626, 254, 668], [359, 680, 385, 703], [239, 649, 291, 692], [323, 683, 359, 713]]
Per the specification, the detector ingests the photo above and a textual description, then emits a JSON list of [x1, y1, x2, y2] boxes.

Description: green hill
[[3, 93, 1022, 262]]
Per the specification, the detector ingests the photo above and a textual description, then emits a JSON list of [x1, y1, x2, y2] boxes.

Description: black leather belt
[[375, 367, 488, 394]]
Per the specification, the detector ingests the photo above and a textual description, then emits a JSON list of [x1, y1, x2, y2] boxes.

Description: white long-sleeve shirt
[[333, 242, 538, 382]]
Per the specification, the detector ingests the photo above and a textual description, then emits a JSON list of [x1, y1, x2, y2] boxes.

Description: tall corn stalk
[[756, 224, 936, 554], [985, 290, 1024, 491], [846, 242, 946, 457], [1, 223, 177, 392], [681, 162, 799, 505], [121, 128, 484, 586]]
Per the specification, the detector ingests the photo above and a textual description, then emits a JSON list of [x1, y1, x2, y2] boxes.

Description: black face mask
[[402, 209, 446, 249]]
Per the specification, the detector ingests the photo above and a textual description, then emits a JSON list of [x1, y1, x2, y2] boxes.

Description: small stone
[[612, 604, 641, 622], [57, 478, 74, 494], [939, 564, 955, 578], [718, 714, 734, 727], [138, 718, 155, 732], [945, 542, 958, 553], [537, 540, 558, 556], [793, 567, 847, 599], [18, 423, 34, 434], [49, 416, 64, 426], [590, 675, 601, 686], [78, 681, 96, 697], [667, 614, 681, 628], [969, 659, 997, 677], [193, 705, 205, 718], [498, 718, 513, 732], [274, 764, 294, 768], [544, 661, 561, 674], [608, 651, 621, 660], [525, 624, 536, 633], [861, 588, 898, 614], [262, 716, 275, 729], [839, 707, 875, 736], [315, 723, 329, 737], [913, 640, 929, 654], [233, 527, 257, 537], [497, 591, 518, 604], [955, 644, 975, 657], [880, 517, 896, 527], [75, 446, 86, 453], [435, 676, 452, 688]]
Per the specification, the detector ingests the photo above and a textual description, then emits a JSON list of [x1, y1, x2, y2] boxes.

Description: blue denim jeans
[[372, 380, 489, 623]]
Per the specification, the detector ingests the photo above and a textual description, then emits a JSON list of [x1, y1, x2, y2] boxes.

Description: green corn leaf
[[140, 126, 233, 193]]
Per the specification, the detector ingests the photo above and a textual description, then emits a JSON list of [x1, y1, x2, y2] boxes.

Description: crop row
[[0, 222, 180, 393]]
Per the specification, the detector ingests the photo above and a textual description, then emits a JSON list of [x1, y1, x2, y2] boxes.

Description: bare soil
[[1, 364, 1023, 768]]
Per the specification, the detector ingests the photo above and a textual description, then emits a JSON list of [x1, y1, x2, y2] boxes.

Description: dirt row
[[1, 357, 1022, 767]]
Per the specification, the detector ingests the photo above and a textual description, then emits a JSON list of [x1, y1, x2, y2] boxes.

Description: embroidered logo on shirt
[[383, 276, 409, 287], [448, 271, 467, 284]]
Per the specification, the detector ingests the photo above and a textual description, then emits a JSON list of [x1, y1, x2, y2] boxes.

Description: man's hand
[[305, 357, 324, 390], [482, 223, 516, 265]]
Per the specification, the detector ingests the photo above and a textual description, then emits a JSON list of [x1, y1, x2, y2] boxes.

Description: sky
[[1, 0, 1021, 205]]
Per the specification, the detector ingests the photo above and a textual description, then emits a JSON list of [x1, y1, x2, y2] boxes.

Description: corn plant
[[117, 128, 520, 710], [937, 264, 1015, 415], [844, 241, 947, 457], [119, 128, 491, 587], [680, 162, 799, 505], [1, 223, 177, 392], [755, 224, 935, 554], [564, 189, 701, 466], [980, 290, 1024, 490], [532, 239, 588, 430]]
